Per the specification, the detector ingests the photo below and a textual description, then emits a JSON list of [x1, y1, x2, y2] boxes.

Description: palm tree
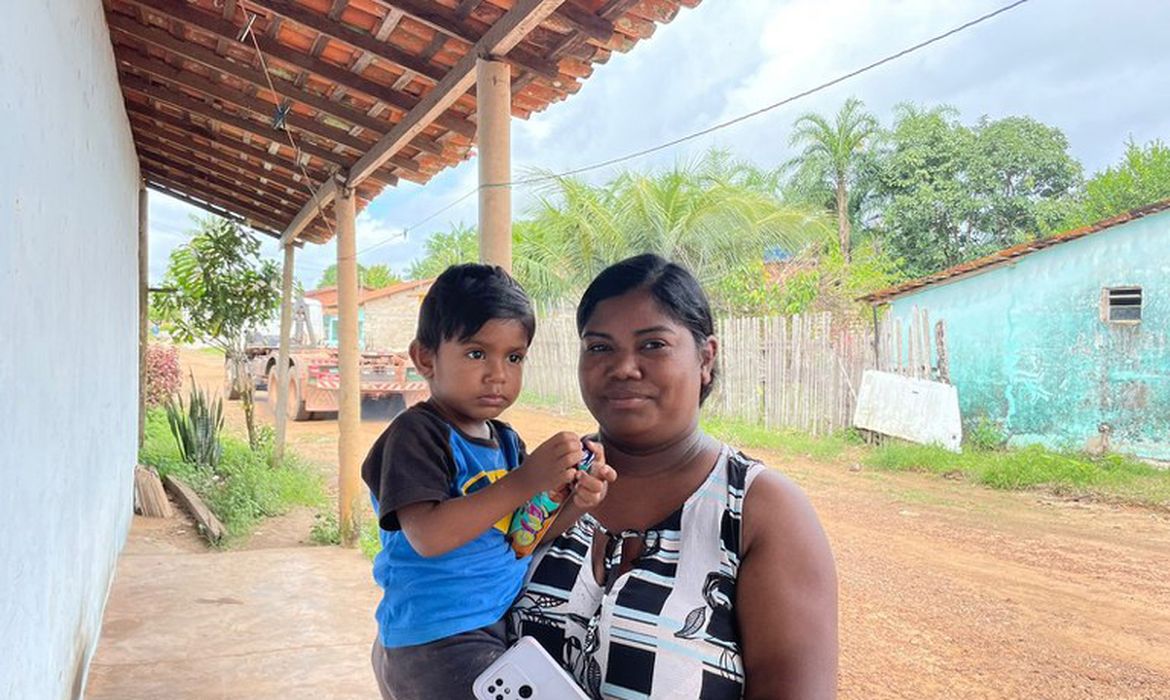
[[788, 98, 879, 263], [520, 154, 830, 305]]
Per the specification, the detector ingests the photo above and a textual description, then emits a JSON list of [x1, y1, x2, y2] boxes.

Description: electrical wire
[[351, 0, 1033, 260]]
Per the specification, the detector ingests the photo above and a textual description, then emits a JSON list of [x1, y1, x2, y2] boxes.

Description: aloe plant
[[166, 374, 224, 470]]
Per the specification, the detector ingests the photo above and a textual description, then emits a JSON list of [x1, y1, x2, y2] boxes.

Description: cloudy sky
[[145, 0, 1170, 287]]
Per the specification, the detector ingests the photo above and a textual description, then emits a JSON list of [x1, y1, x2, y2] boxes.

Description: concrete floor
[[85, 520, 381, 700]]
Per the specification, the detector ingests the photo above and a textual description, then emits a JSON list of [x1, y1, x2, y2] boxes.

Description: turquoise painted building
[[865, 202, 1170, 460]]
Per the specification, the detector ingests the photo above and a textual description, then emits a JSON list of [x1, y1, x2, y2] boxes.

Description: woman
[[511, 254, 838, 699]]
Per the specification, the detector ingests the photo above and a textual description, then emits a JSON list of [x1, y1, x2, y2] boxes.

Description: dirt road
[[182, 349, 1170, 698]]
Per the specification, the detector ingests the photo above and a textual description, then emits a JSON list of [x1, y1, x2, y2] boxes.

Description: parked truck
[[226, 297, 429, 420]]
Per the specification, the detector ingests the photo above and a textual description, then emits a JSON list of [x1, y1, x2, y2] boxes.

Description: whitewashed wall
[[0, 2, 139, 697]]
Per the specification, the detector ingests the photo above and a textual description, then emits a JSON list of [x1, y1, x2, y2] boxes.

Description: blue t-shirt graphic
[[361, 401, 530, 647]]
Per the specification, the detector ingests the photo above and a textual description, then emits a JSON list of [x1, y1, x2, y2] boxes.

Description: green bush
[[965, 415, 1007, 451], [310, 510, 341, 546], [141, 409, 326, 546]]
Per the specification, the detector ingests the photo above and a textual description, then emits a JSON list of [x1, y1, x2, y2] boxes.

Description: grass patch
[[197, 346, 225, 357], [702, 416, 860, 462], [309, 507, 383, 560], [360, 517, 382, 561], [866, 442, 1170, 509], [141, 409, 327, 546], [516, 390, 588, 417]]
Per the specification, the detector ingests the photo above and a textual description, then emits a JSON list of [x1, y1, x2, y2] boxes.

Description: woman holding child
[[363, 256, 836, 700], [511, 254, 838, 699]]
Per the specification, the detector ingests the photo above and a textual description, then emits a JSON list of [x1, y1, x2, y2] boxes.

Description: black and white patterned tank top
[[509, 446, 766, 700]]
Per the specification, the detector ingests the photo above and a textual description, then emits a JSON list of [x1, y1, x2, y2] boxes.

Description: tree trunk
[[835, 177, 851, 264], [231, 351, 259, 452]]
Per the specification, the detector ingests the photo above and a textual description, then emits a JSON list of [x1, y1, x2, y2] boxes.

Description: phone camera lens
[[518, 685, 533, 698]]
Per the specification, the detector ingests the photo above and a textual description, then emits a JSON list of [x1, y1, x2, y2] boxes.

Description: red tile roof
[[306, 278, 432, 309], [861, 199, 1170, 304]]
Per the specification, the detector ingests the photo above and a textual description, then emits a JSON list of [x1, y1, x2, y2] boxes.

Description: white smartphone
[[473, 636, 590, 700]]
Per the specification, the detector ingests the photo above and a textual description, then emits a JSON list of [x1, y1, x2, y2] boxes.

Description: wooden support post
[[138, 182, 149, 447], [336, 185, 362, 546], [273, 241, 295, 464], [477, 58, 512, 271]]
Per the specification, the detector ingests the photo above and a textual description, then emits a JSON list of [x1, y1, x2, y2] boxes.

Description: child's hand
[[517, 432, 584, 494], [571, 439, 615, 511]]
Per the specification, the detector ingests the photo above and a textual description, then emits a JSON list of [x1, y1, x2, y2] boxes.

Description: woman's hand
[[570, 439, 616, 510]]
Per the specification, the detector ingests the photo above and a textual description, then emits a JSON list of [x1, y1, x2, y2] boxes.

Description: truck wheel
[[224, 359, 241, 400], [268, 368, 311, 421]]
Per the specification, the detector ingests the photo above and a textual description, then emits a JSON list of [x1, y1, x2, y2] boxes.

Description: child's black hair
[[576, 254, 718, 404], [415, 263, 536, 350]]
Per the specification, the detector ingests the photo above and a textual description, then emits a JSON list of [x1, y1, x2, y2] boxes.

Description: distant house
[[306, 279, 432, 351], [863, 201, 1170, 460], [361, 279, 433, 352]]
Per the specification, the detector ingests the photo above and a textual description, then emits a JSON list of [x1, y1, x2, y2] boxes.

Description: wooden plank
[[283, 0, 567, 243], [164, 474, 226, 542], [135, 466, 173, 518]]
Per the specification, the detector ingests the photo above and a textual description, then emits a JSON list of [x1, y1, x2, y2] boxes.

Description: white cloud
[[147, 0, 1170, 282]]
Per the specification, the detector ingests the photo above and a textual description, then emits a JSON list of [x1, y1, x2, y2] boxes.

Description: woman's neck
[[600, 423, 716, 479], [592, 424, 721, 532]]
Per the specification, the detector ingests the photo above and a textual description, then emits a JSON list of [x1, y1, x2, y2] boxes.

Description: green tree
[[153, 216, 281, 451], [408, 222, 479, 280], [872, 104, 1081, 277], [1053, 139, 1170, 230], [362, 264, 402, 289], [788, 97, 880, 263], [316, 263, 357, 288], [518, 153, 830, 309], [316, 263, 400, 289]]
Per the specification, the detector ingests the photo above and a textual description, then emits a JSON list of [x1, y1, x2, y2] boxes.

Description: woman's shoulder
[[723, 446, 827, 556]]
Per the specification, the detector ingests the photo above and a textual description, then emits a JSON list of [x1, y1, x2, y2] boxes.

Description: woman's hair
[[577, 254, 718, 403]]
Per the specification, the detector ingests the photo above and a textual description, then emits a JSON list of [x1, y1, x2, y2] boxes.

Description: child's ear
[[409, 339, 436, 380]]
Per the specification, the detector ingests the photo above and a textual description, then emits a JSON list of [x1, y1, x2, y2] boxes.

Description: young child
[[361, 263, 612, 700]]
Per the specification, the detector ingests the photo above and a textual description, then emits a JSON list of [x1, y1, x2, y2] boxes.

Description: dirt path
[[177, 348, 1170, 698]]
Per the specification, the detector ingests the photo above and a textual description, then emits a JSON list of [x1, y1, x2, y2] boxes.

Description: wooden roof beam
[[121, 0, 475, 141], [144, 177, 287, 238], [120, 74, 407, 181], [134, 132, 308, 201], [110, 14, 410, 138], [115, 46, 416, 155], [141, 155, 304, 218], [124, 96, 412, 181], [370, 0, 562, 79], [126, 100, 341, 184], [282, 0, 567, 244]]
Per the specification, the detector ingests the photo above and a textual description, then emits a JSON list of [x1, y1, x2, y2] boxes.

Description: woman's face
[[578, 288, 716, 449]]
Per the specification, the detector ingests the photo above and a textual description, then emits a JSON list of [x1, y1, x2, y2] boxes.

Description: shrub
[[165, 376, 224, 469], [141, 409, 326, 546], [965, 415, 1007, 451], [144, 344, 181, 407]]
